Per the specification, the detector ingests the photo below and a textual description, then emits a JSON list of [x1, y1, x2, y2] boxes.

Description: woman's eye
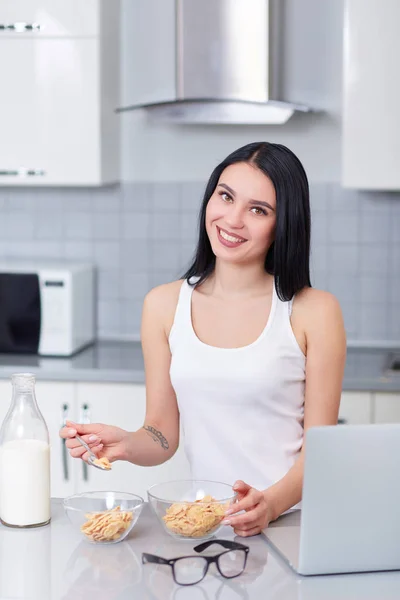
[[251, 207, 267, 216], [220, 192, 233, 202]]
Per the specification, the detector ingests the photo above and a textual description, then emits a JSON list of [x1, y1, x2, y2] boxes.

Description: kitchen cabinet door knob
[[61, 403, 70, 481], [0, 23, 42, 32]]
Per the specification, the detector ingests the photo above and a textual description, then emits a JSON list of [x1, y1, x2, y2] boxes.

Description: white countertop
[[0, 499, 399, 599]]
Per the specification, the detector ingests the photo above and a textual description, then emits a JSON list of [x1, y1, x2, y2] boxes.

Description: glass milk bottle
[[0, 373, 51, 528]]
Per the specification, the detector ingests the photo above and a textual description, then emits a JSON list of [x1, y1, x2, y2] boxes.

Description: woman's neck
[[205, 260, 273, 298]]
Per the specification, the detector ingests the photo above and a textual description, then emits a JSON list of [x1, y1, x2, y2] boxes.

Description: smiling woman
[[60, 142, 346, 538], [184, 142, 311, 301]]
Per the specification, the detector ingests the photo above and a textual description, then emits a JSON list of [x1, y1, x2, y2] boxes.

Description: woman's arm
[[121, 283, 182, 466], [61, 283, 182, 467], [225, 289, 346, 536], [264, 289, 347, 519]]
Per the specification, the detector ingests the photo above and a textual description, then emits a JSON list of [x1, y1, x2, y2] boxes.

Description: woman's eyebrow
[[249, 199, 275, 211], [218, 183, 274, 211], [218, 183, 236, 195]]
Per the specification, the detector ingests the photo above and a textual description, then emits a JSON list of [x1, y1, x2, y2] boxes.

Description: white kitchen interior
[[0, 0, 400, 598]]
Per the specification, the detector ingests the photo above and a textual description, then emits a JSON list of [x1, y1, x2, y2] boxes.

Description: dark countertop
[[0, 341, 399, 392]]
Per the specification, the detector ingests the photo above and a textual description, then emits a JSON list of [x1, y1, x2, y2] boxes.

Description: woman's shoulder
[[143, 279, 185, 326], [145, 278, 184, 302], [293, 286, 343, 326]]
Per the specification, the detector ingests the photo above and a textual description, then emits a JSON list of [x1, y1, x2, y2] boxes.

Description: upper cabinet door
[[342, 0, 400, 190], [0, 0, 99, 37], [0, 38, 100, 186]]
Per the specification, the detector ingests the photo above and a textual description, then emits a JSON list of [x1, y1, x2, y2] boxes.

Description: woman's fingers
[[234, 526, 261, 537], [224, 504, 262, 528], [65, 434, 101, 450], [226, 492, 261, 516], [228, 506, 263, 528], [59, 426, 77, 439], [60, 421, 102, 440], [69, 446, 86, 459], [82, 445, 103, 462], [71, 444, 103, 461]]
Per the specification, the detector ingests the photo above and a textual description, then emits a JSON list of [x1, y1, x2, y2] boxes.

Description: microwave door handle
[[61, 404, 69, 481]]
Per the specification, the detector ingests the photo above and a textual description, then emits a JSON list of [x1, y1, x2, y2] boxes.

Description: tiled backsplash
[[0, 183, 399, 342]]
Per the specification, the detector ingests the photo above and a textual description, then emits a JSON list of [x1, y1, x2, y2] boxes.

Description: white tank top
[[169, 278, 306, 492]]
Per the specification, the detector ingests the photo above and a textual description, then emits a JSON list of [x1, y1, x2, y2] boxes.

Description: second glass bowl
[[147, 480, 236, 541]]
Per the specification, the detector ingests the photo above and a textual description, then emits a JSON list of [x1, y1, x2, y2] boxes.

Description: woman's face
[[205, 162, 277, 266]]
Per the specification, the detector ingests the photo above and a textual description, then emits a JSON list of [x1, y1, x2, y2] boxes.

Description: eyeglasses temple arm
[[194, 539, 249, 553], [142, 553, 172, 565]]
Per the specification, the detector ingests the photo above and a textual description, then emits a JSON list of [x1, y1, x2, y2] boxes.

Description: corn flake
[[93, 456, 112, 470], [162, 495, 228, 538], [81, 506, 133, 542]]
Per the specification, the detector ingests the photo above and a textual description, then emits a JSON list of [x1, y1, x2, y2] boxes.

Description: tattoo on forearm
[[143, 425, 169, 450]]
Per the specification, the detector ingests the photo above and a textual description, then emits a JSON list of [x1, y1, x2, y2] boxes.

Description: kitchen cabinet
[[36, 381, 76, 499], [0, 1, 120, 186], [0, 1, 99, 37], [338, 392, 372, 424], [373, 393, 400, 424], [342, 0, 400, 189]]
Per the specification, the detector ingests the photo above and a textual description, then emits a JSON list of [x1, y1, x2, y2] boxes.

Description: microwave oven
[[0, 259, 95, 357]]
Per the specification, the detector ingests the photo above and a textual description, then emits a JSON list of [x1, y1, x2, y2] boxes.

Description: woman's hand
[[59, 420, 131, 464], [222, 480, 275, 537]]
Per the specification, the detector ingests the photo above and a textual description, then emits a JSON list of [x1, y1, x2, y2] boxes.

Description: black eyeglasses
[[142, 539, 250, 586]]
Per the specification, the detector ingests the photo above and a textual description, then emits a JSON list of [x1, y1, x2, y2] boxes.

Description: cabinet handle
[[0, 23, 42, 32], [61, 404, 69, 482], [80, 404, 91, 482], [0, 169, 45, 177]]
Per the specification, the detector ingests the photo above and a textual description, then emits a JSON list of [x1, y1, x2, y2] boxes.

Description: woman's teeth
[[219, 229, 246, 243]]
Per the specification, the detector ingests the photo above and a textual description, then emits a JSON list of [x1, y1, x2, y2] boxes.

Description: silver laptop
[[263, 424, 400, 576]]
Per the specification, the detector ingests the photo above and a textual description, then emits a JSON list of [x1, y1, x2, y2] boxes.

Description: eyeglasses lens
[[174, 556, 208, 585], [218, 550, 246, 578]]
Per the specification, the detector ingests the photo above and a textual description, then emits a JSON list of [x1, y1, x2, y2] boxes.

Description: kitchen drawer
[[338, 392, 372, 424], [373, 393, 400, 424]]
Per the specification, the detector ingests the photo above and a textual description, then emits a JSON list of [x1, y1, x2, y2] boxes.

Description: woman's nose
[[225, 206, 245, 229]]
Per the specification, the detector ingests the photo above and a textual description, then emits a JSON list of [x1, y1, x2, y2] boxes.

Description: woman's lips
[[216, 226, 247, 248]]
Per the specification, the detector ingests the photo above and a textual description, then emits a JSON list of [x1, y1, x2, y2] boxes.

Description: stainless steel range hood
[[117, 0, 312, 125]]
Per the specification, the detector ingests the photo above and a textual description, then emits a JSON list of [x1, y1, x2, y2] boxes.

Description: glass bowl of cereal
[[63, 491, 144, 544], [147, 480, 236, 541]]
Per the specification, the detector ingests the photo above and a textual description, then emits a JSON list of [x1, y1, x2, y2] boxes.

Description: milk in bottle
[[0, 373, 50, 527]]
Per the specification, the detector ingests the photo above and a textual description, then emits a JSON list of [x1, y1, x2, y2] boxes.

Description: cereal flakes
[[162, 495, 228, 538], [81, 506, 133, 542], [93, 456, 112, 470]]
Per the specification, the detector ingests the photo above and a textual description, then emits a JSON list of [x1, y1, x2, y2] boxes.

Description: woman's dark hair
[[182, 141, 311, 301]]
